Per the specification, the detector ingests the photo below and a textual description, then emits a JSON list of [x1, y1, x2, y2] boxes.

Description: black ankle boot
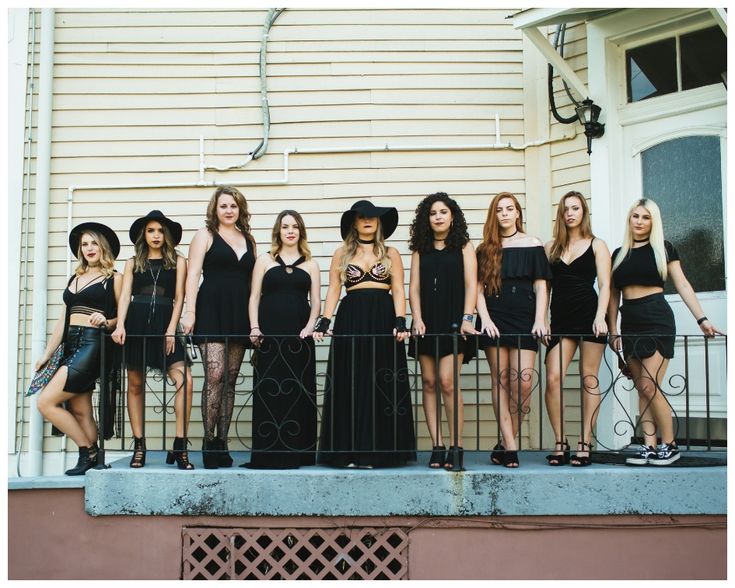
[[217, 438, 233, 468], [167, 437, 194, 470], [202, 437, 219, 469], [65, 445, 96, 476]]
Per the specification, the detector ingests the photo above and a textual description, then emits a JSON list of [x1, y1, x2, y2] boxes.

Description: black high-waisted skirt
[[62, 325, 103, 393], [620, 293, 676, 360], [477, 281, 539, 351]]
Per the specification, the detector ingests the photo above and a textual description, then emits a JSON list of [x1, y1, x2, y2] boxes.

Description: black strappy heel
[[571, 442, 593, 467], [166, 436, 195, 470], [129, 436, 146, 468], [545, 439, 570, 466]]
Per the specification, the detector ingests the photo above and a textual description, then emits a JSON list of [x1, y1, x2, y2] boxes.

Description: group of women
[[33, 186, 722, 475]]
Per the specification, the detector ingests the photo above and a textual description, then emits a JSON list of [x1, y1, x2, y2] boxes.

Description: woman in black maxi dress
[[245, 210, 321, 468], [316, 200, 416, 468]]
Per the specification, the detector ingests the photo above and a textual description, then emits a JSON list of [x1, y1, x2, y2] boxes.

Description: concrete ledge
[[83, 451, 726, 517], [9, 475, 86, 490]]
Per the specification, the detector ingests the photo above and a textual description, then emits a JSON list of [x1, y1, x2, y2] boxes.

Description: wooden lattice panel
[[182, 527, 409, 580]]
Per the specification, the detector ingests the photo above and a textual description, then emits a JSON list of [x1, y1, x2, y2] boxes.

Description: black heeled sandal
[[166, 437, 195, 470], [490, 442, 505, 465], [429, 445, 446, 469], [571, 442, 593, 467], [129, 436, 146, 469], [444, 446, 464, 471], [545, 439, 570, 466], [503, 450, 519, 468]]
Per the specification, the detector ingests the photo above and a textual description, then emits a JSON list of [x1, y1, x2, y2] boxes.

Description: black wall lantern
[[575, 99, 605, 155]]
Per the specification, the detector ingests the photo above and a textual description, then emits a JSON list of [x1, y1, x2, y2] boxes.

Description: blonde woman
[[35, 223, 122, 475], [544, 191, 611, 467], [609, 198, 723, 466], [182, 186, 256, 469], [316, 200, 416, 468], [244, 210, 321, 469]]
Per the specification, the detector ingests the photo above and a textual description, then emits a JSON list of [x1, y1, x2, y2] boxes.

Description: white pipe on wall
[[28, 8, 55, 477]]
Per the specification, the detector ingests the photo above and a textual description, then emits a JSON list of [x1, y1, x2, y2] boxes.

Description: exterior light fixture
[[575, 98, 605, 155]]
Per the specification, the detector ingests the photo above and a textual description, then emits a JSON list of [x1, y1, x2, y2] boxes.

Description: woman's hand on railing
[[164, 332, 175, 355], [111, 325, 126, 345], [609, 333, 622, 353], [531, 319, 547, 343], [460, 318, 478, 340], [699, 319, 724, 338], [250, 326, 263, 347], [181, 311, 195, 335], [479, 318, 499, 339], [592, 316, 608, 338], [300, 324, 315, 340], [394, 316, 410, 343], [411, 318, 426, 337]]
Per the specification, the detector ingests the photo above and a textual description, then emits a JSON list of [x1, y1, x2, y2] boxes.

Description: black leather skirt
[[62, 326, 103, 393]]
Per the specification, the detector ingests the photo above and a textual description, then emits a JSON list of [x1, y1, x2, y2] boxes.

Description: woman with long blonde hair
[[182, 185, 257, 469], [244, 210, 321, 468], [475, 192, 550, 468], [316, 200, 415, 468], [609, 198, 723, 466], [544, 191, 610, 466], [35, 223, 122, 475]]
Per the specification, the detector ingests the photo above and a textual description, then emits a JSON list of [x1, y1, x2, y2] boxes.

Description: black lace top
[[345, 262, 391, 289]]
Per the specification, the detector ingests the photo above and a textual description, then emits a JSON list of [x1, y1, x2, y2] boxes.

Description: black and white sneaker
[[625, 445, 657, 465], [649, 443, 681, 466]]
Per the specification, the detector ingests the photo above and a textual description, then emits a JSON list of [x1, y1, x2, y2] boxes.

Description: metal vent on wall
[[182, 527, 409, 580]]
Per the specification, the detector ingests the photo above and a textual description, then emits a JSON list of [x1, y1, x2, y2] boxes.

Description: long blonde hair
[[205, 185, 254, 246], [548, 191, 595, 263], [338, 219, 391, 283], [612, 198, 668, 281], [74, 230, 116, 277], [476, 192, 523, 295], [132, 221, 178, 272], [269, 210, 312, 260]]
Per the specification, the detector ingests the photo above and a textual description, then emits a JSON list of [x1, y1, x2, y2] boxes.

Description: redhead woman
[[407, 192, 478, 470], [544, 191, 611, 466], [112, 210, 194, 469], [609, 198, 723, 466], [316, 200, 416, 468], [475, 192, 551, 468], [245, 210, 321, 468], [35, 223, 122, 475], [182, 186, 256, 469]]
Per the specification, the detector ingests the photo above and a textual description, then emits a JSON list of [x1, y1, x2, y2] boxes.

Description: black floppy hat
[[69, 222, 121, 259], [340, 200, 399, 240], [128, 210, 183, 246]]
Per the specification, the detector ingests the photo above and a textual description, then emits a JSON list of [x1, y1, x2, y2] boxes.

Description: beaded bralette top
[[345, 262, 391, 288]]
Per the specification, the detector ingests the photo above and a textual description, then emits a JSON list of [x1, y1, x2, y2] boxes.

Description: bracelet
[[462, 314, 474, 322], [697, 316, 708, 325], [314, 315, 331, 334]]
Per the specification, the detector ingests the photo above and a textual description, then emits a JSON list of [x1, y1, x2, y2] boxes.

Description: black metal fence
[[92, 330, 727, 468]]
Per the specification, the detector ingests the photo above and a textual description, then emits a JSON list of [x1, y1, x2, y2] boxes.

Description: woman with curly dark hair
[[408, 192, 478, 470]]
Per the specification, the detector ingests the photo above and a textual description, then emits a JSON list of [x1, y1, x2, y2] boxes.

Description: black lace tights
[[200, 342, 246, 441]]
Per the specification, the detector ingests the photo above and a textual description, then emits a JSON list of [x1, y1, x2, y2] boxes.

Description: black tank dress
[[408, 246, 475, 363], [247, 256, 317, 468], [477, 245, 551, 352], [124, 258, 188, 372], [194, 230, 255, 345], [548, 242, 607, 351]]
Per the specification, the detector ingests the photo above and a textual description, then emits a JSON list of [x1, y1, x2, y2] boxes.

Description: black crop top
[[345, 262, 391, 289], [612, 241, 679, 288], [63, 275, 108, 316]]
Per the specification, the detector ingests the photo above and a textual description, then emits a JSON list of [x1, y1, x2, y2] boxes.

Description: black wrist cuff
[[314, 316, 331, 333], [394, 316, 409, 333]]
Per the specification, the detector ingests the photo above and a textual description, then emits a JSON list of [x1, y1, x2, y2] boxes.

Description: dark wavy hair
[[408, 192, 469, 253]]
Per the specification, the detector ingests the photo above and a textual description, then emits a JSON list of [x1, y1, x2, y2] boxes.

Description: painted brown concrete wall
[[8, 488, 726, 580]]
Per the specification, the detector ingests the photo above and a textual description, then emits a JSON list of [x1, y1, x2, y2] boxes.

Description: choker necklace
[[358, 238, 375, 244], [633, 238, 649, 243], [434, 238, 446, 242], [502, 230, 518, 239]]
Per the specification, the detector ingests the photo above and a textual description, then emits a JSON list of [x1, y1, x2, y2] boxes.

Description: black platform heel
[[545, 439, 570, 466], [166, 437, 195, 470], [490, 442, 505, 465], [129, 436, 146, 469], [444, 446, 464, 471], [571, 442, 593, 467], [503, 450, 519, 468], [429, 445, 446, 468]]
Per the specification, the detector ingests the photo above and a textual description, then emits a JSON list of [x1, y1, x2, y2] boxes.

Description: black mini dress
[[477, 245, 551, 352], [124, 258, 188, 372], [194, 230, 255, 345], [548, 241, 607, 351]]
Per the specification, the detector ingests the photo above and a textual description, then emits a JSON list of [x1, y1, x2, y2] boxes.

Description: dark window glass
[[641, 136, 725, 293], [626, 38, 677, 102], [681, 26, 727, 91]]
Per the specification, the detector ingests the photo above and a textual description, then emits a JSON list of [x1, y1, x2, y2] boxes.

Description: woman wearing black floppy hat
[[315, 200, 416, 468], [34, 222, 122, 475], [112, 210, 194, 469]]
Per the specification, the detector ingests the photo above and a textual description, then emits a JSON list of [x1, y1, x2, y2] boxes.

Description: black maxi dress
[[318, 269, 416, 467], [408, 246, 476, 363], [247, 256, 317, 468], [124, 258, 189, 372]]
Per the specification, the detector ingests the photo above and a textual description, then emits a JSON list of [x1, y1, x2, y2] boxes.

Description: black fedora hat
[[340, 200, 399, 240], [69, 222, 121, 259], [129, 210, 183, 246]]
